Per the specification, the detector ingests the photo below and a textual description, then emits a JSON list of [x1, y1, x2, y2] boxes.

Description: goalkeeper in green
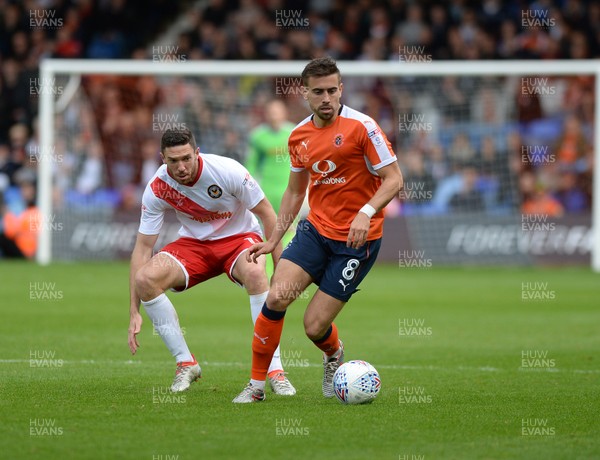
[[246, 100, 295, 214]]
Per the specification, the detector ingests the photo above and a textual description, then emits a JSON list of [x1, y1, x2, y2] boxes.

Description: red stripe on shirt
[[151, 177, 221, 220]]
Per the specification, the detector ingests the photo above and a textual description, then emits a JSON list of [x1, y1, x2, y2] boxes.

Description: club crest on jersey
[[333, 133, 344, 147], [207, 184, 223, 199]]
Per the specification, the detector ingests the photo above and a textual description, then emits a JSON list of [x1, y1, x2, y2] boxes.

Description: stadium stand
[[0, 0, 597, 258]]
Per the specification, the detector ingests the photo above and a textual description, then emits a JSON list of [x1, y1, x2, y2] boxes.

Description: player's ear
[[302, 86, 308, 100], [160, 151, 166, 163]]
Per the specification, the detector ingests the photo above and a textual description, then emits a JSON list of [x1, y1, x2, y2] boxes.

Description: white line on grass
[[2, 359, 599, 374]]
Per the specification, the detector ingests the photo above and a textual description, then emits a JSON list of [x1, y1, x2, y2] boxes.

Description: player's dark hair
[[301, 57, 341, 86], [160, 127, 197, 153]]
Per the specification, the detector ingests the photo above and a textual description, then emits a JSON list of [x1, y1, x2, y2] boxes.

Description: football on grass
[[333, 360, 381, 404]]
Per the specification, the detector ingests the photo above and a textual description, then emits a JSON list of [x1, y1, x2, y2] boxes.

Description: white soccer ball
[[333, 360, 381, 404]]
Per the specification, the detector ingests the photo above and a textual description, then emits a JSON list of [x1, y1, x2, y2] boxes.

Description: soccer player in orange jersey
[[233, 57, 403, 403]]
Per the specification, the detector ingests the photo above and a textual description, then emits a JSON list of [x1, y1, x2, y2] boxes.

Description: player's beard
[[174, 164, 196, 184], [315, 104, 335, 122]]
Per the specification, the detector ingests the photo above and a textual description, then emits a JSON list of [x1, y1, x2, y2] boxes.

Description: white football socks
[[142, 293, 193, 363], [249, 291, 283, 375]]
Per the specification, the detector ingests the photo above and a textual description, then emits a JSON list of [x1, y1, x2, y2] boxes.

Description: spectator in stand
[[449, 166, 485, 213], [0, 143, 20, 190], [478, 136, 502, 211], [0, 168, 39, 259], [520, 171, 564, 217], [0, 0, 598, 220], [438, 77, 471, 122], [554, 171, 588, 213], [448, 133, 477, 170], [7, 124, 28, 184], [424, 143, 450, 185], [399, 149, 436, 213], [396, 3, 429, 47], [553, 115, 591, 171], [497, 20, 519, 58]]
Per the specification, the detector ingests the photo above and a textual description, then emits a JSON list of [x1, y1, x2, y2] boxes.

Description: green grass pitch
[[0, 261, 598, 459]]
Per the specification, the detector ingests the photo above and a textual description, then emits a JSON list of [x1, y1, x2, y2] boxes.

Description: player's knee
[[304, 319, 327, 341], [134, 268, 161, 300], [266, 289, 291, 311], [242, 265, 268, 292]]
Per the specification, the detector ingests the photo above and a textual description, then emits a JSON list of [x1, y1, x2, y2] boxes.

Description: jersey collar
[[311, 105, 344, 128], [189, 152, 203, 186]]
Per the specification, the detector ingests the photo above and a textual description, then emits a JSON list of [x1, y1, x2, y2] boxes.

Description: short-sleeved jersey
[[288, 105, 397, 241], [246, 122, 294, 212], [139, 153, 264, 241]]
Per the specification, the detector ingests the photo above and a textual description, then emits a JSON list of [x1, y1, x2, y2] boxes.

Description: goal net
[[37, 60, 600, 269]]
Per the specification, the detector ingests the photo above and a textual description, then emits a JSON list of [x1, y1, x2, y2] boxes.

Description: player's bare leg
[[233, 259, 312, 403], [304, 290, 346, 397], [135, 252, 200, 392]]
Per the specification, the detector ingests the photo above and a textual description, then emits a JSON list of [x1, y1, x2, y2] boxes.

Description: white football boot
[[322, 340, 344, 398], [170, 356, 201, 392], [268, 372, 297, 396], [232, 383, 266, 403]]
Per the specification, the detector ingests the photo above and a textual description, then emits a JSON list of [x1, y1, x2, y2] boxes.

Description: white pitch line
[[2, 359, 599, 374]]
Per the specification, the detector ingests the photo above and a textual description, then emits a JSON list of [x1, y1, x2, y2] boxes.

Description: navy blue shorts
[[281, 220, 381, 302]]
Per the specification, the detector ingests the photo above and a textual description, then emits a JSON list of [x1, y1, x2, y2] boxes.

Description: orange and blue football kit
[[282, 104, 397, 301], [250, 105, 397, 381]]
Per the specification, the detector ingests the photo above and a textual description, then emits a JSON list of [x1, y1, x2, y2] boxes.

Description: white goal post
[[38, 59, 600, 270]]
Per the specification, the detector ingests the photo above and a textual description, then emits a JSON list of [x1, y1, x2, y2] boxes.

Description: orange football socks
[[312, 323, 340, 356], [251, 305, 286, 381]]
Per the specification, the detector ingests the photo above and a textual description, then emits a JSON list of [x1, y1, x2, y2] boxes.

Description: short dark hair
[[160, 127, 196, 153], [301, 57, 341, 86]]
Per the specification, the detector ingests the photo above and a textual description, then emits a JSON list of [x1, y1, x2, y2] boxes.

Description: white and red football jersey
[[139, 153, 265, 240]]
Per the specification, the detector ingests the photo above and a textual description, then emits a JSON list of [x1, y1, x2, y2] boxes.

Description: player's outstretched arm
[[347, 161, 403, 249], [247, 169, 309, 263], [249, 197, 283, 267], [128, 232, 159, 354]]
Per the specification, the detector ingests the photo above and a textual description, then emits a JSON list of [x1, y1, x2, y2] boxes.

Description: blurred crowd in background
[[0, 0, 597, 256]]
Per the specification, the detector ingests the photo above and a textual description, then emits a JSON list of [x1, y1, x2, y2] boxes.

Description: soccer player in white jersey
[[128, 128, 296, 395]]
